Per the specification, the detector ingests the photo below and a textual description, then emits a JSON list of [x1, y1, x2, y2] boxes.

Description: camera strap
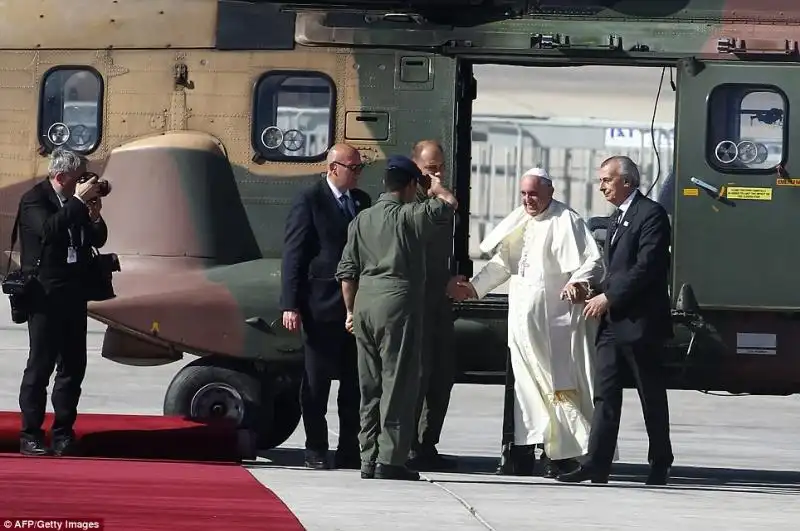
[[4, 210, 20, 277], [3, 207, 40, 280]]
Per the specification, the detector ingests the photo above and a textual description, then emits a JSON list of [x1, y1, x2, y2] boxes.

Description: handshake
[[443, 276, 591, 304], [446, 276, 476, 302]]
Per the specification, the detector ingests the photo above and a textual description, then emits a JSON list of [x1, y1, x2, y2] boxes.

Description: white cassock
[[471, 199, 607, 460]]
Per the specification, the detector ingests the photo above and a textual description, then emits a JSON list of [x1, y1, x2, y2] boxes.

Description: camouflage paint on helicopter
[[0, 0, 462, 451]]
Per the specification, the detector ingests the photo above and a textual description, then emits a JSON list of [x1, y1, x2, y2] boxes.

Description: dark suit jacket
[[600, 191, 673, 344], [18, 179, 108, 293], [280, 178, 371, 323]]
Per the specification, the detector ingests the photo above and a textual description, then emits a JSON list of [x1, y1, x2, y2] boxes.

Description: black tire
[[163, 357, 302, 451], [163, 358, 263, 433]]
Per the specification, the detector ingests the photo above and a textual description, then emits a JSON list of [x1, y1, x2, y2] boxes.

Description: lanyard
[[56, 195, 84, 247]]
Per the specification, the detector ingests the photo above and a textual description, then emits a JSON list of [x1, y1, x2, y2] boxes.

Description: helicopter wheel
[[163, 356, 302, 456]]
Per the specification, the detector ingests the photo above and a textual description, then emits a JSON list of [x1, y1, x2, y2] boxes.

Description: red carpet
[[0, 412, 242, 462], [0, 455, 305, 530]]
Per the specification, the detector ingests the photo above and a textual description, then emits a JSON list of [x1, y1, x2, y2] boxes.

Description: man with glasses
[[280, 143, 371, 470], [16, 148, 106, 457]]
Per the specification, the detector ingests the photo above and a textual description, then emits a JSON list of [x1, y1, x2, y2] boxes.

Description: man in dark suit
[[557, 155, 674, 485], [409, 139, 457, 471], [280, 143, 372, 470], [17, 147, 107, 456]]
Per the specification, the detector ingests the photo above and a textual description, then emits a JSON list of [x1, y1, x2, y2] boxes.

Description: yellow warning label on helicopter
[[777, 178, 800, 187], [725, 187, 773, 201], [682, 188, 699, 196]]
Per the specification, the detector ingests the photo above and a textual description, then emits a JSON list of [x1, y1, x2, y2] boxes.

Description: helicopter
[[2, 0, 800, 455]]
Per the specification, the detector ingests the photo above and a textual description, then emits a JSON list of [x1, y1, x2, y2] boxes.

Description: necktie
[[340, 194, 355, 219], [608, 209, 623, 242]]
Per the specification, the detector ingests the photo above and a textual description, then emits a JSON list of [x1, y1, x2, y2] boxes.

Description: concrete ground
[[0, 305, 799, 530]]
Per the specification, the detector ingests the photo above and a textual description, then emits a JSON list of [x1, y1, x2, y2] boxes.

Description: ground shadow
[[250, 450, 800, 495], [0, 414, 241, 462], [251, 447, 309, 469], [433, 455, 800, 495]]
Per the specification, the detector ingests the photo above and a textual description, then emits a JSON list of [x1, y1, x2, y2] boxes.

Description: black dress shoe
[[52, 437, 81, 457], [539, 454, 556, 478], [20, 438, 51, 457], [542, 460, 558, 479], [304, 451, 330, 470], [646, 466, 670, 485], [361, 462, 376, 479], [543, 458, 579, 479], [556, 465, 608, 484], [374, 463, 420, 481]]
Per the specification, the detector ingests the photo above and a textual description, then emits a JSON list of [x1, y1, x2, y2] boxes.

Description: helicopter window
[[252, 71, 335, 162], [707, 84, 786, 172], [38, 67, 103, 155]]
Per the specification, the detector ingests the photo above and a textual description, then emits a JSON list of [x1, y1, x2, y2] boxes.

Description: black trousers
[[19, 287, 88, 442], [585, 328, 674, 472], [300, 317, 360, 455]]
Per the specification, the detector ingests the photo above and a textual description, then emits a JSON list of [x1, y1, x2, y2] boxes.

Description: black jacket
[[601, 191, 673, 344], [280, 178, 371, 323], [18, 179, 108, 293]]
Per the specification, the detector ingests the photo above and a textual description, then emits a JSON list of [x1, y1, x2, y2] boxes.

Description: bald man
[[454, 168, 606, 479], [280, 143, 372, 470], [407, 140, 458, 471]]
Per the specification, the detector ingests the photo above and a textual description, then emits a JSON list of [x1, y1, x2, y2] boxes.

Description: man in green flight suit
[[336, 154, 460, 481], [408, 140, 458, 471]]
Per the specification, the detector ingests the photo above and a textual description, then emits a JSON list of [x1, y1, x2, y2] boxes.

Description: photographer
[[16, 147, 108, 457]]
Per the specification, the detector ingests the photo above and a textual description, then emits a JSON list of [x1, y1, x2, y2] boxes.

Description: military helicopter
[[2, 0, 800, 454]]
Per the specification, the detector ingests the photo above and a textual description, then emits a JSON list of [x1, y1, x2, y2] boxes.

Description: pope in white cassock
[[456, 167, 609, 477]]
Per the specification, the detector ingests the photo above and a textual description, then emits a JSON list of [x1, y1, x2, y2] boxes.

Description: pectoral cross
[[519, 252, 530, 277], [518, 221, 534, 277]]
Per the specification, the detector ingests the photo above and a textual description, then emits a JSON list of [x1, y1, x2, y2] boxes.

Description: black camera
[[79, 172, 111, 197], [2, 269, 41, 325], [9, 293, 28, 324], [1, 268, 30, 296]]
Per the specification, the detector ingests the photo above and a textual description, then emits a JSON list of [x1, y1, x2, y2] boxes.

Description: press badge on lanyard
[[67, 227, 80, 264], [59, 196, 79, 264]]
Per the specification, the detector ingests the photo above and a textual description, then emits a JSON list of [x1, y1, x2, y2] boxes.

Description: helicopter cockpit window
[[252, 71, 335, 162], [38, 67, 103, 154], [707, 85, 787, 172]]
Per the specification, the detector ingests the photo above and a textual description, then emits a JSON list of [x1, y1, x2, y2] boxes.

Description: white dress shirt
[[611, 189, 638, 244]]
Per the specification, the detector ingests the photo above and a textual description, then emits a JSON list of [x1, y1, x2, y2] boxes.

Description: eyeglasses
[[332, 161, 365, 172]]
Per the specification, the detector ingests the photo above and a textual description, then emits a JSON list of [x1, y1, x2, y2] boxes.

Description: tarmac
[[0, 304, 799, 530]]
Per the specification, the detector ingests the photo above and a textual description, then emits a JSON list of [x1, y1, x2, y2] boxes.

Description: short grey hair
[[601, 155, 640, 188], [48, 148, 86, 177]]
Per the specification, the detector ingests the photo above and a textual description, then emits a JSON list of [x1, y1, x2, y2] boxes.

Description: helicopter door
[[672, 59, 797, 310]]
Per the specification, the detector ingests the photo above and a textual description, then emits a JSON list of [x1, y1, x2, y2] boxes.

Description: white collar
[[326, 177, 350, 201], [617, 189, 637, 213]]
